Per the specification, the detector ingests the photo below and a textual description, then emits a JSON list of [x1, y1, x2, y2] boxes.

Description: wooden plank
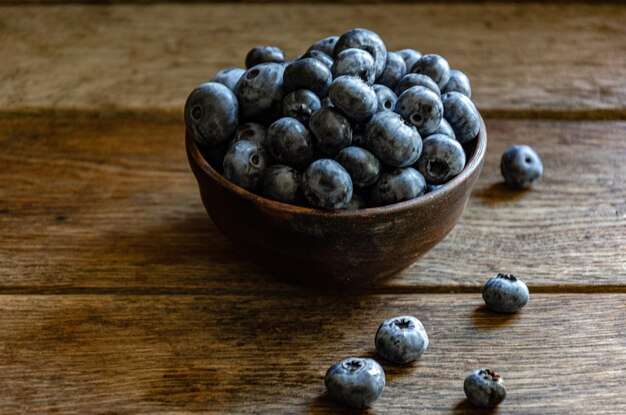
[[1, 117, 624, 291], [0, 4, 624, 116], [0, 294, 624, 413]]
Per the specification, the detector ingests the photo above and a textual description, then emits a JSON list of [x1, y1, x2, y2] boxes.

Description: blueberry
[[395, 73, 441, 97], [261, 164, 302, 204], [441, 92, 481, 144], [307, 35, 339, 56], [302, 49, 333, 69], [234, 122, 267, 146], [394, 86, 443, 136], [365, 112, 422, 167], [235, 63, 285, 124], [308, 107, 352, 155], [245, 46, 286, 69], [332, 48, 376, 85], [283, 58, 332, 98], [395, 48, 422, 72], [333, 28, 388, 78], [500, 145, 543, 188], [432, 118, 455, 140], [211, 67, 246, 91], [376, 52, 407, 91], [282, 89, 321, 126], [372, 84, 397, 113], [223, 140, 269, 191], [345, 193, 368, 210], [302, 159, 353, 209], [329, 76, 377, 122], [411, 54, 451, 89], [482, 273, 530, 313], [415, 134, 466, 185], [325, 357, 385, 409], [336, 146, 381, 188], [185, 82, 239, 146], [266, 117, 314, 168], [320, 96, 333, 108], [442, 69, 471, 98], [375, 315, 429, 364], [464, 369, 507, 408], [370, 167, 426, 206]]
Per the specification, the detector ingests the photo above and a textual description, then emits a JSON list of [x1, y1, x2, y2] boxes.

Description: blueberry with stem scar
[[332, 48, 377, 85], [464, 369, 507, 408], [482, 273, 530, 313], [365, 111, 422, 167], [325, 357, 385, 409], [370, 167, 426, 206], [234, 63, 285, 124], [329, 76, 377, 122], [233, 122, 267, 146], [223, 140, 269, 191], [375, 315, 429, 364], [261, 164, 302, 204], [282, 89, 321, 126], [500, 145, 543, 188], [333, 28, 388, 78], [415, 134, 466, 185], [372, 84, 398, 113], [394, 86, 443, 136], [185, 82, 239, 147], [302, 159, 353, 209], [283, 58, 332, 98]]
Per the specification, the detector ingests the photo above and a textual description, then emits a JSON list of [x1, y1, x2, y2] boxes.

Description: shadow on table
[[472, 305, 519, 329], [474, 181, 529, 205]]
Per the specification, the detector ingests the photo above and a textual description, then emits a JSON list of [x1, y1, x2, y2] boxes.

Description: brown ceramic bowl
[[186, 117, 486, 286]]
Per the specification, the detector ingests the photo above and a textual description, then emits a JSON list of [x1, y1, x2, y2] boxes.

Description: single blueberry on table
[[376, 51, 407, 91], [283, 57, 332, 98], [333, 28, 388, 78], [335, 146, 381, 188], [464, 369, 507, 408], [307, 35, 339, 56], [442, 69, 472, 97], [500, 145, 543, 188], [482, 273, 530, 313], [210, 67, 246, 91], [395, 48, 422, 73], [329, 76, 378, 122], [370, 167, 426, 206], [282, 89, 321, 126], [261, 164, 302, 205], [302, 159, 353, 209], [395, 73, 441, 97], [325, 357, 385, 409], [234, 63, 285, 124], [185, 82, 238, 147], [331, 48, 377, 85], [372, 84, 398, 113], [394, 86, 444, 136], [365, 111, 422, 167], [375, 315, 429, 364], [415, 134, 466, 185], [432, 118, 455, 140], [233, 122, 267, 146], [222, 139, 269, 191], [411, 53, 451, 89], [308, 107, 353, 156], [266, 117, 314, 168], [245, 46, 286, 69], [301, 49, 333, 69], [441, 91, 481, 144]]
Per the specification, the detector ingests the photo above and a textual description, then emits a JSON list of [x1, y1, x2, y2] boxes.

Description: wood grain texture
[[0, 294, 624, 413], [0, 4, 625, 116], [1, 117, 624, 291]]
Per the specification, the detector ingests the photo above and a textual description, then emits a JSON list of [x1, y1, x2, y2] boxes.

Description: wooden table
[[1, 2, 625, 413]]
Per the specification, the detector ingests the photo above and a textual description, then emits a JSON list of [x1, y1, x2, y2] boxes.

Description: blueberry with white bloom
[[325, 357, 385, 409], [282, 89, 321, 126], [372, 84, 397, 113], [335, 146, 381, 188], [261, 164, 302, 204], [415, 134, 466, 185], [483, 273, 530, 313], [376, 52, 407, 90], [309, 107, 353, 155], [433, 118, 455, 140], [235, 63, 285, 124], [233, 122, 267, 146], [302, 49, 333, 69], [329, 76, 378, 122], [500, 145, 543, 188], [370, 167, 426, 206], [307, 35, 339, 56], [395, 48, 422, 72], [211, 67, 246, 91], [185, 82, 239, 146], [375, 315, 429, 364], [464, 369, 507, 408], [283, 58, 332, 98], [442, 91, 481, 143], [411, 54, 451, 89], [223, 140, 269, 191], [302, 159, 353, 209], [365, 112, 422, 167], [395, 73, 441, 97], [331, 48, 377, 85], [333, 28, 388, 78], [395, 86, 443, 136], [266, 117, 314, 168], [442, 69, 472, 97], [245, 46, 286, 69]]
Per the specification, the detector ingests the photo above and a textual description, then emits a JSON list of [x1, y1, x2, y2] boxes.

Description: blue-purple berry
[[395, 48, 422, 72], [302, 159, 353, 209], [211, 67, 245, 91], [233, 122, 267, 146], [375, 315, 429, 364], [185, 82, 239, 146], [415, 134, 466, 185], [395, 86, 444, 136], [365, 111, 422, 167], [370, 167, 426, 206], [335, 146, 381, 188], [432, 118, 455, 140], [261, 164, 302, 204], [332, 48, 376, 85], [333, 28, 388, 78], [376, 51, 407, 90], [442, 69, 471, 97], [282, 89, 321, 126], [464, 369, 507, 408], [441, 91, 481, 143], [302, 49, 333, 69], [223, 140, 269, 191], [235, 63, 285, 124], [395, 73, 441, 97], [245, 46, 286, 69], [482, 273, 530, 313], [266, 117, 314, 168], [329, 76, 378, 122], [325, 357, 385, 409], [308, 107, 353, 155], [372, 84, 397, 113], [500, 145, 543, 188], [411, 53, 451, 89], [283, 58, 332, 98], [307, 35, 339, 56]]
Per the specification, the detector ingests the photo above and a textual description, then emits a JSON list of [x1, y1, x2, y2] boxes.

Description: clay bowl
[[186, 117, 487, 287]]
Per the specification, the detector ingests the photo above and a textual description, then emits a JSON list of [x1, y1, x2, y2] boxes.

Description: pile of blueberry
[[185, 28, 482, 210]]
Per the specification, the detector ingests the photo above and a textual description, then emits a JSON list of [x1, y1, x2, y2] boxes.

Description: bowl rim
[[187, 115, 487, 218]]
